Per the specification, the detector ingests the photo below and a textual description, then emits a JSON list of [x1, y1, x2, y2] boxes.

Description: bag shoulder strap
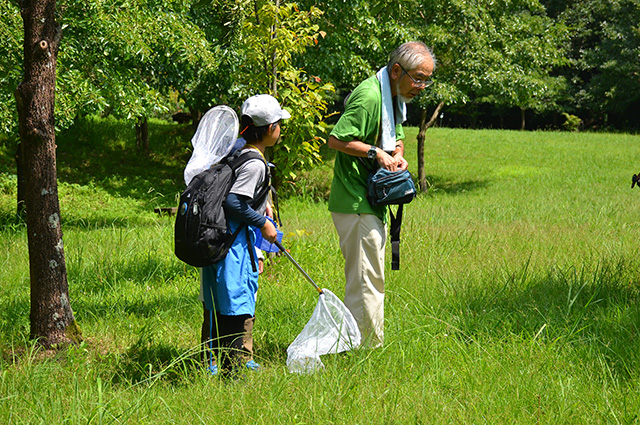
[[358, 156, 378, 174]]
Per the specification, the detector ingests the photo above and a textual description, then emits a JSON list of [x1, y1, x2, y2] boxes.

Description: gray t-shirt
[[229, 148, 269, 215]]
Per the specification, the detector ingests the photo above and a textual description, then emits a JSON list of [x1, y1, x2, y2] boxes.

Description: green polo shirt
[[328, 75, 405, 220]]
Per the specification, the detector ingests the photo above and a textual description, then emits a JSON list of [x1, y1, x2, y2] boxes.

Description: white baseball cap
[[241, 94, 291, 126]]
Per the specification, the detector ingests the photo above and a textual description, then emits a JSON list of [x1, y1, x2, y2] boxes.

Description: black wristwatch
[[367, 145, 378, 160]]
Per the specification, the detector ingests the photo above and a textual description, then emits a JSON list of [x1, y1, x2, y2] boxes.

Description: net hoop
[[183, 105, 240, 185]]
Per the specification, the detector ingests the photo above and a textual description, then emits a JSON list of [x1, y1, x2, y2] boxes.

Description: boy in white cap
[[201, 94, 290, 377]]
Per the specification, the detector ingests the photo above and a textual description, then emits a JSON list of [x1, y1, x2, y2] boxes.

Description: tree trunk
[[520, 108, 526, 130], [416, 101, 445, 193], [136, 116, 149, 153], [190, 108, 202, 129], [16, 0, 81, 348], [271, 0, 280, 95]]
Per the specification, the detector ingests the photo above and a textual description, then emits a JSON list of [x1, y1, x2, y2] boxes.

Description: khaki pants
[[332, 212, 386, 348]]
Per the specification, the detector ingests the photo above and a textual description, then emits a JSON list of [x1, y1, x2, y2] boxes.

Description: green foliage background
[[2, 0, 639, 144]]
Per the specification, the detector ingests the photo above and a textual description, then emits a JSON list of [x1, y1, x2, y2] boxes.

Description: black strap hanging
[[246, 228, 258, 272], [389, 204, 404, 271]]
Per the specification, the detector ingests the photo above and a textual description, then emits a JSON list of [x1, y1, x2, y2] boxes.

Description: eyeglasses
[[398, 63, 434, 88]]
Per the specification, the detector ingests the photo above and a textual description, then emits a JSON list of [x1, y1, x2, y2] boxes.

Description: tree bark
[[136, 116, 149, 153], [16, 0, 81, 348], [416, 101, 445, 193], [520, 108, 526, 130], [271, 0, 280, 95]]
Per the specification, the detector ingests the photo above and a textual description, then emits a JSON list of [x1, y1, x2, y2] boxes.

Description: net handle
[[274, 240, 323, 295]]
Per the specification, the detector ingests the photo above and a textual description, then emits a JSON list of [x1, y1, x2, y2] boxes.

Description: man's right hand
[[376, 149, 399, 171], [327, 135, 402, 171]]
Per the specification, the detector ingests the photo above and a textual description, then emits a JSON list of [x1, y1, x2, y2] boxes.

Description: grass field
[[1, 117, 640, 423]]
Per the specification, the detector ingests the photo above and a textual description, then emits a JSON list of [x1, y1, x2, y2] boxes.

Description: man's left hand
[[394, 154, 409, 171]]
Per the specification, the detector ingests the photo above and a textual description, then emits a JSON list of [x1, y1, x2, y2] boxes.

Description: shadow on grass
[[55, 117, 190, 205], [0, 116, 190, 231], [0, 296, 30, 345], [254, 331, 295, 366], [0, 210, 26, 230], [0, 203, 173, 235], [110, 338, 202, 386], [0, 291, 206, 386], [424, 175, 490, 195], [433, 255, 640, 380]]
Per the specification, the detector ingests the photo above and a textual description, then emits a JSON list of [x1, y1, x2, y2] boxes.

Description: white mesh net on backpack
[[286, 289, 361, 374], [184, 105, 241, 185]]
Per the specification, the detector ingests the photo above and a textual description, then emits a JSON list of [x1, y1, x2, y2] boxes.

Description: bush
[[562, 112, 582, 132]]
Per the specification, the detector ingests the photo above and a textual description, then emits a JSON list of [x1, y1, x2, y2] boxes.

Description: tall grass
[[1, 118, 639, 423]]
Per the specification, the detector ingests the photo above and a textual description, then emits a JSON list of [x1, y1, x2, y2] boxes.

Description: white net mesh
[[183, 105, 240, 185], [286, 289, 361, 374]]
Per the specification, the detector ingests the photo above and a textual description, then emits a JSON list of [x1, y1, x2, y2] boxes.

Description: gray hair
[[387, 41, 437, 72]]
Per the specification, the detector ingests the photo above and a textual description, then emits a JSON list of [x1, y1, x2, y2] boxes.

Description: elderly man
[[327, 41, 436, 347]]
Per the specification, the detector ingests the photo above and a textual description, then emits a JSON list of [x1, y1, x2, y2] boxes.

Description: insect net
[[183, 105, 242, 185], [286, 288, 361, 374]]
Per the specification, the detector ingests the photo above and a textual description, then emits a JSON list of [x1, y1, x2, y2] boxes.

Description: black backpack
[[174, 150, 270, 267]]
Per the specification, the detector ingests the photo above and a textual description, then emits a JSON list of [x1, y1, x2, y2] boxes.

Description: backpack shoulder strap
[[228, 149, 264, 170], [229, 149, 268, 175], [230, 149, 271, 208], [228, 149, 271, 272]]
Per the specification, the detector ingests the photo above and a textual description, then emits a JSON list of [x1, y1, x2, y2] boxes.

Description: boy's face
[[266, 121, 281, 146]]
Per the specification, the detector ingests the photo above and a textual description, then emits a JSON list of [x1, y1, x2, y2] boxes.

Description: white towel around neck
[[376, 66, 407, 152]]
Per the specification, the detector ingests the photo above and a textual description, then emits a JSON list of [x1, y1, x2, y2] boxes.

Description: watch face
[[368, 147, 376, 159]]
